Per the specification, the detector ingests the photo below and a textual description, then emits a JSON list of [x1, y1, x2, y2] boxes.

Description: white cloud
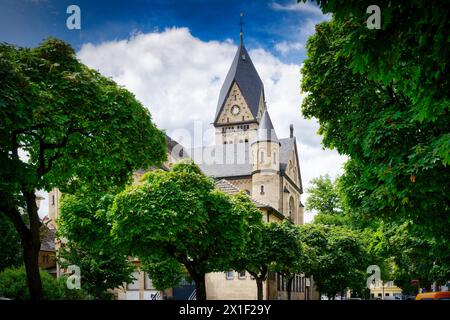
[[275, 41, 304, 55], [77, 27, 346, 223], [270, 1, 324, 16]]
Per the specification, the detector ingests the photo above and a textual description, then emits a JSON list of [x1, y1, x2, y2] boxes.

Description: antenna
[[239, 12, 244, 44]]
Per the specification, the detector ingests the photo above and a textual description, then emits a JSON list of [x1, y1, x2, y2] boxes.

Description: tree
[[306, 175, 349, 226], [110, 160, 251, 300], [0, 38, 166, 299], [229, 193, 268, 300], [0, 213, 22, 272], [298, 224, 365, 299], [270, 221, 314, 300], [300, 6, 449, 287], [0, 265, 90, 300], [58, 192, 135, 299], [141, 256, 185, 292], [306, 175, 342, 216]]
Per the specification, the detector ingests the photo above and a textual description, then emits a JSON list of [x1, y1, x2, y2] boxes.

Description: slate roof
[[279, 137, 295, 172], [189, 143, 252, 178], [215, 179, 269, 208], [40, 228, 55, 252], [188, 138, 295, 178], [214, 43, 264, 124], [256, 111, 279, 143]]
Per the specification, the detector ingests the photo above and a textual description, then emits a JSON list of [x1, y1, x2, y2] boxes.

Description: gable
[[216, 82, 256, 125], [279, 138, 303, 192]]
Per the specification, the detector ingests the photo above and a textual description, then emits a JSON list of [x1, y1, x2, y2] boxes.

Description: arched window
[[273, 152, 277, 164], [260, 150, 265, 164], [260, 185, 265, 194], [289, 196, 295, 222]]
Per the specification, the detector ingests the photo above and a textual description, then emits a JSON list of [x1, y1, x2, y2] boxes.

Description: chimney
[[289, 124, 294, 138]]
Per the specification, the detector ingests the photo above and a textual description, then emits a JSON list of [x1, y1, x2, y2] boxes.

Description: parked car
[[415, 292, 450, 300]]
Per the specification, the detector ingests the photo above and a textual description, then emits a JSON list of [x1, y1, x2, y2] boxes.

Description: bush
[[0, 266, 91, 300]]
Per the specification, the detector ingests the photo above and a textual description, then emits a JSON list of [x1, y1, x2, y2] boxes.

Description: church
[[48, 31, 316, 300], [185, 32, 312, 300]]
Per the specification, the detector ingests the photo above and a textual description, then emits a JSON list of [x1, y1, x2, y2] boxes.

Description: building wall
[[38, 250, 56, 270], [116, 263, 162, 300], [280, 177, 302, 225], [48, 188, 61, 229], [252, 173, 281, 212], [206, 271, 265, 300]]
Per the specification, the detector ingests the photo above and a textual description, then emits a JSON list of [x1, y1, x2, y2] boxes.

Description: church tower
[[251, 110, 281, 211], [214, 32, 266, 145]]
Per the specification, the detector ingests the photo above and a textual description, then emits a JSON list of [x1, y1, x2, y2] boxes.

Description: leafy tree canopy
[[110, 160, 255, 300], [58, 191, 135, 299], [300, 5, 449, 288], [0, 37, 167, 299], [298, 223, 366, 299]]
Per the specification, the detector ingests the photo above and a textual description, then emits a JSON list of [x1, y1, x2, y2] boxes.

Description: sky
[[1, 0, 346, 223]]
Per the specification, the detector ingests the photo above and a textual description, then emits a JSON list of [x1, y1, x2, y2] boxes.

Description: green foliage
[[269, 221, 315, 299], [0, 213, 22, 271], [0, 37, 167, 299], [269, 221, 313, 277], [110, 160, 252, 299], [0, 38, 167, 195], [141, 256, 185, 291], [0, 266, 90, 299], [300, 3, 450, 290], [306, 175, 343, 216], [298, 224, 366, 299], [302, 0, 449, 123], [58, 191, 135, 299]]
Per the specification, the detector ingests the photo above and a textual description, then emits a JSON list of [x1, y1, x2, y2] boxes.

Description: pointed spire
[[257, 110, 279, 143], [239, 12, 244, 45], [214, 27, 264, 125]]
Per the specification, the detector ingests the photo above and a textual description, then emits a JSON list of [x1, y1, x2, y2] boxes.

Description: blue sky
[[0, 0, 328, 63]]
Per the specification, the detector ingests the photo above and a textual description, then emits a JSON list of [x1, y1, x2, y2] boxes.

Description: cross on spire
[[239, 12, 244, 44]]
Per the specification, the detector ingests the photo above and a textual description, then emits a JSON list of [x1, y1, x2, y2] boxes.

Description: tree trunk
[[22, 190, 44, 300], [256, 277, 264, 300], [23, 240, 43, 300], [287, 277, 293, 300], [193, 273, 207, 300]]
